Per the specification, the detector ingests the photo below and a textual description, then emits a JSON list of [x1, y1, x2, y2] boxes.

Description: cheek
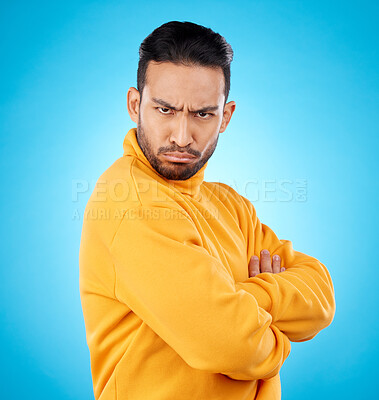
[[142, 107, 160, 125], [144, 109, 171, 133], [140, 122, 167, 150], [199, 135, 218, 156]]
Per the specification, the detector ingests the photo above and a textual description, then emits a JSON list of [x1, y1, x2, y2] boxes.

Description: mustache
[[158, 147, 201, 157]]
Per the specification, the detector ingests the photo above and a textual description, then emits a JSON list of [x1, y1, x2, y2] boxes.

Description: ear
[[219, 101, 236, 133], [127, 87, 141, 124]]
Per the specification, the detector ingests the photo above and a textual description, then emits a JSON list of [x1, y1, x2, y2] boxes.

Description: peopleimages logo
[[231, 178, 308, 202], [71, 178, 308, 221]]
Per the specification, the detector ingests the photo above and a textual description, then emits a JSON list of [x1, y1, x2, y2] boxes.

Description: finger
[[272, 254, 281, 273], [248, 255, 260, 277], [260, 249, 272, 273]]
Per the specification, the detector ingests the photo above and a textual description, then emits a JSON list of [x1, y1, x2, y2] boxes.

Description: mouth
[[161, 152, 198, 164]]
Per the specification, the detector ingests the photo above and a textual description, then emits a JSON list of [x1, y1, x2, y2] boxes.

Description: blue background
[[1, 0, 378, 398]]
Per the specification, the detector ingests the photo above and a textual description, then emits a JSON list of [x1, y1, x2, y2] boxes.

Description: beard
[[136, 115, 219, 181]]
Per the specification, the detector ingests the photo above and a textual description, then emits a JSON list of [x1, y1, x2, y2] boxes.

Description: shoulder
[[81, 156, 141, 244], [81, 155, 188, 244], [88, 155, 162, 210], [85, 156, 134, 205]]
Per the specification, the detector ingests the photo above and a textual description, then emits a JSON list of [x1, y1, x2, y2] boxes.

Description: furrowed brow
[[152, 97, 219, 113], [192, 105, 219, 113]]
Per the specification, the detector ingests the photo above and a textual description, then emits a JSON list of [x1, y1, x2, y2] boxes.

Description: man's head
[[127, 21, 236, 180]]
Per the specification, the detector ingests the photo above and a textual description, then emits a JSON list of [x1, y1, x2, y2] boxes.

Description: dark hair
[[137, 21, 233, 105]]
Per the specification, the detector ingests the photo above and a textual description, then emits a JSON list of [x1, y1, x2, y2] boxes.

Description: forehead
[[144, 61, 225, 105]]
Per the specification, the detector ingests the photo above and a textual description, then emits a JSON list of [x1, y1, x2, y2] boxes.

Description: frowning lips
[[161, 151, 198, 163]]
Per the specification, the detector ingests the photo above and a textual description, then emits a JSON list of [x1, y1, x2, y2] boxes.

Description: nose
[[169, 114, 194, 148]]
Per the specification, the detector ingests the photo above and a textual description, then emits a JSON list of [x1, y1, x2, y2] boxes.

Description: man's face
[[127, 61, 235, 180]]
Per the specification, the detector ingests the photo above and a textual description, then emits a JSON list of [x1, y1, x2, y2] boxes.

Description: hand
[[249, 249, 286, 278]]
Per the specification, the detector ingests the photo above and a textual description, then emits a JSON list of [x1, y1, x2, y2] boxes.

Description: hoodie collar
[[123, 127, 207, 199]]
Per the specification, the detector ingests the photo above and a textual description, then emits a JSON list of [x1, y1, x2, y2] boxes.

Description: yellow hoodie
[[79, 127, 335, 400]]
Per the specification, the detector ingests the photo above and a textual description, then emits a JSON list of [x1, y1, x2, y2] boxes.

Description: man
[[79, 21, 335, 400]]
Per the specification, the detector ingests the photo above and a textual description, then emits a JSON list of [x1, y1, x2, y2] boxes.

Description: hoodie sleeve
[[235, 197, 336, 342], [109, 206, 290, 381]]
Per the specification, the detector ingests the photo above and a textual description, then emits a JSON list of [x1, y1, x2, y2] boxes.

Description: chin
[[161, 163, 197, 180]]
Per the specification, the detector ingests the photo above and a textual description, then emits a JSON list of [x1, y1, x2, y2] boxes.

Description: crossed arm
[[109, 202, 335, 382], [109, 206, 291, 381], [236, 196, 336, 342]]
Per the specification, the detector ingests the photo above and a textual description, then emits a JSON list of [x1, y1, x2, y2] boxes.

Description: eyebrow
[[152, 97, 219, 113]]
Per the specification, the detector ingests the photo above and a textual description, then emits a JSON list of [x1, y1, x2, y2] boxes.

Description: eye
[[157, 107, 172, 115], [197, 112, 213, 119]]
